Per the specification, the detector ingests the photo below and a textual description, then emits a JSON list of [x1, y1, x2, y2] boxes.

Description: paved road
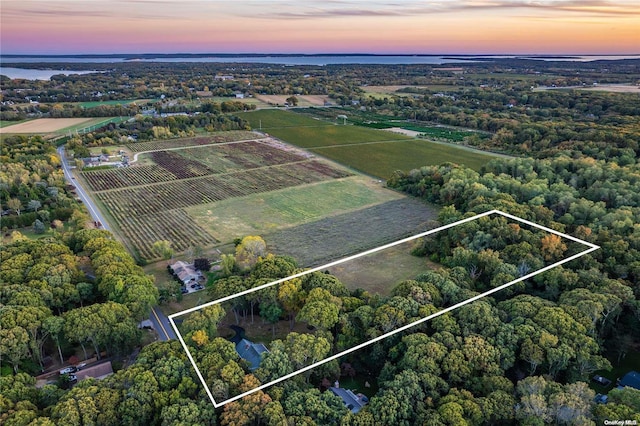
[[149, 306, 177, 341], [57, 146, 175, 340], [57, 146, 110, 231]]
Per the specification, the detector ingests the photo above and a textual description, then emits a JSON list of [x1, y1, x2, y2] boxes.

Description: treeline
[[0, 135, 80, 231], [65, 113, 251, 148]]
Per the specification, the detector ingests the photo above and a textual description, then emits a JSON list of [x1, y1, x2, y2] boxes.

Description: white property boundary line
[[168, 209, 599, 408]]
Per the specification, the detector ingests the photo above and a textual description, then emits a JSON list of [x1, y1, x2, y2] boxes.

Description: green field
[[267, 124, 411, 149], [238, 109, 332, 129], [59, 116, 129, 134], [312, 139, 495, 177], [0, 119, 30, 128], [76, 99, 149, 108], [186, 176, 404, 242]]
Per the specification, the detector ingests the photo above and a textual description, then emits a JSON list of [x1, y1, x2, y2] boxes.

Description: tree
[[260, 301, 282, 337], [235, 236, 266, 270], [153, 240, 174, 260], [286, 96, 299, 106], [283, 332, 331, 381], [33, 219, 46, 234], [297, 288, 339, 331], [27, 199, 42, 212], [278, 277, 306, 330], [7, 198, 22, 215], [0, 326, 30, 373], [194, 258, 210, 271]]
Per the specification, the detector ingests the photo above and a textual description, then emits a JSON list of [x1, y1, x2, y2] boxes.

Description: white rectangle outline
[[168, 209, 599, 408]]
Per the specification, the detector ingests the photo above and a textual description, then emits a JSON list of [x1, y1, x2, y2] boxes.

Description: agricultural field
[[237, 109, 331, 129], [313, 139, 496, 177], [0, 118, 94, 134], [186, 176, 405, 242], [254, 94, 330, 106], [82, 133, 360, 261], [126, 130, 257, 152], [240, 109, 501, 176], [265, 198, 438, 267]]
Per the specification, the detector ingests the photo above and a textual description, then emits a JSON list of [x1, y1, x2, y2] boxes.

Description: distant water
[[1, 54, 639, 66], [2, 55, 639, 80], [0, 67, 101, 80]]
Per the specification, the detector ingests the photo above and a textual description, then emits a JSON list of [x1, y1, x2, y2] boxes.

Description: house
[[75, 361, 113, 381], [329, 383, 369, 413], [169, 261, 202, 285], [235, 338, 268, 371], [617, 370, 640, 390]]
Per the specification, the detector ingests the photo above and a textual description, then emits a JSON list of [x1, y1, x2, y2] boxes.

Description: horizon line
[[2, 52, 640, 57]]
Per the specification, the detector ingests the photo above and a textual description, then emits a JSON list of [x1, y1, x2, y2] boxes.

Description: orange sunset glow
[[1, 0, 639, 54]]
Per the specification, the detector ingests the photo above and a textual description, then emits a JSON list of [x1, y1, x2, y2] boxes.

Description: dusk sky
[[2, 0, 639, 55]]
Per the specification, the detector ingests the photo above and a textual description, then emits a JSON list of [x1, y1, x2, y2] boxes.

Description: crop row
[[82, 165, 177, 191], [177, 140, 308, 171], [126, 131, 257, 152], [97, 160, 352, 221], [150, 151, 214, 179], [118, 210, 216, 260]]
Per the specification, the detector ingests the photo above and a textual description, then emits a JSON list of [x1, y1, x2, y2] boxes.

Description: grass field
[[0, 119, 31, 128], [266, 124, 411, 149], [312, 138, 496, 177], [265, 198, 438, 267], [239, 109, 498, 177], [327, 241, 436, 295], [186, 176, 404, 242], [238, 109, 332, 129], [76, 99, 150, 108]]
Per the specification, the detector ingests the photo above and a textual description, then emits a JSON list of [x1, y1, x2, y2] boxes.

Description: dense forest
[[1, 59, 640, 425]]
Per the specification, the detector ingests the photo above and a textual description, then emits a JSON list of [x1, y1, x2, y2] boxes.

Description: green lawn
[[186, 176, 404, 243], [238, 109, 333, 129], [311, 138, 497, 178]]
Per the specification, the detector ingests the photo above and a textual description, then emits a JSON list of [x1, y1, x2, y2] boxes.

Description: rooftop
[[329, 387, 369, 413], [235, 338, 268, 371], [618, 370, 640, 390]]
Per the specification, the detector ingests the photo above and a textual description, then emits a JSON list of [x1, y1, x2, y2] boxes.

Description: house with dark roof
[[617, 370, 640, 390], [329, 386, 369, 413], [235, 338, 268, 371]]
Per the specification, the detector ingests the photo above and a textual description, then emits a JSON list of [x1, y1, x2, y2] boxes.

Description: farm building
[[169, 261, 202, 285], [329, 384, 369, 413], [235, 338, 268, 371]]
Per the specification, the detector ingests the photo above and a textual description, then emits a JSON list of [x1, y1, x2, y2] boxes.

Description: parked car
[[194, 284, 204, 290], [181, 287, 188, 294], [59, 367, 77, 375], [592, 375, 612, 386]]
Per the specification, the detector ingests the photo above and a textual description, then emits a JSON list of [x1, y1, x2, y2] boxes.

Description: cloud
[[258, 0, 640, 19]]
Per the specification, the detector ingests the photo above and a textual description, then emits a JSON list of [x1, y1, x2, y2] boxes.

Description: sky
[[1, 0, 639, 55]]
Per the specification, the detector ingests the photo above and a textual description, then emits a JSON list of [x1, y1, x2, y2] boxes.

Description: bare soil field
[[582, 84, 640, 93], [255, 94, 329, 106], [0, 118, 93, 133]]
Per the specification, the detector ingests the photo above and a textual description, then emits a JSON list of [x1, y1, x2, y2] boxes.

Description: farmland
[[82, 133, 360, 260], [239, 109, 501, 176], [265, 198, 438, 267], [186, 176, 405, 243], [312, 138, 496, 178], [0, 118, 94, 134]]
